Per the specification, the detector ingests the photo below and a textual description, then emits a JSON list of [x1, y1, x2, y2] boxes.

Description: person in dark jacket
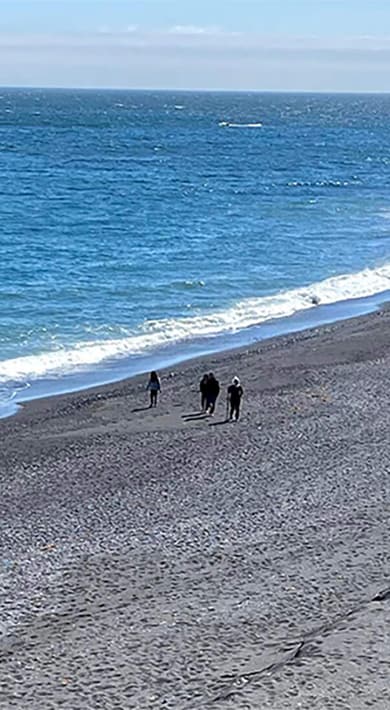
[[206, 372, 220, 415], [227, 376, 243, 421], [146, 371, 161, 407], [199, 374, 209, 411]]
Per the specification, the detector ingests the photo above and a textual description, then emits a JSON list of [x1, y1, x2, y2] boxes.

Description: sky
[[1, 0, 390, 91]]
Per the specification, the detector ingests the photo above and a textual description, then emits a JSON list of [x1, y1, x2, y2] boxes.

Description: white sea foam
[[1, 263, 390, 386], [219, 121, 263, 128]]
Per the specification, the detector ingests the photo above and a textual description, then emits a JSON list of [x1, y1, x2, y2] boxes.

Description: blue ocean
[[1, 89, 390, 415]]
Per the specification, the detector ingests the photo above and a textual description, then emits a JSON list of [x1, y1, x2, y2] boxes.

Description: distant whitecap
[[219, 121, 262, 128]]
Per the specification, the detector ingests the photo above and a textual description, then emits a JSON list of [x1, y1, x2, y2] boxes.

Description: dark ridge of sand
[[1, 308, 390, 709]]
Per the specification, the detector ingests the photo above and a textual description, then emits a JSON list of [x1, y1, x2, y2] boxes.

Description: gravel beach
[[1, 308, 390, 709]]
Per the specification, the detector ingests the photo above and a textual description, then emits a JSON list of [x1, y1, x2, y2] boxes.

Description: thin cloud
[[2, 29, 390, 51], [169, 25, 215, 35], [1, 29, 390, 91]]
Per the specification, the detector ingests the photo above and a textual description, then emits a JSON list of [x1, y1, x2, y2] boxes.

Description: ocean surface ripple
[[1, 90, 390, 403]]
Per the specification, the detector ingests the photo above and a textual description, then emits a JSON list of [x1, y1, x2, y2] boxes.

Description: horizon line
[[1, 85, 390, 95]]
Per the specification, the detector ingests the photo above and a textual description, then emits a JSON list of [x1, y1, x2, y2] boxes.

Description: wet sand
[[1, 308, 390, 709]]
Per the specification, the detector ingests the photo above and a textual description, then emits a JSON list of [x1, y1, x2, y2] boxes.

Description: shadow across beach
[[182, 414, 210, 422], [208, 418, 230, 427]]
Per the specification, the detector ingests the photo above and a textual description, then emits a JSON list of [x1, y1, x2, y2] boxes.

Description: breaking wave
[[1, 263, 390, 387]]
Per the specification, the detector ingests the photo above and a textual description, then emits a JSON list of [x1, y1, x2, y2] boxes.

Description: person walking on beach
[[147, 371, 161, 407], [227, 376, 243, 421], [199, 373, 209, 411], [206, 372, 220, 415]]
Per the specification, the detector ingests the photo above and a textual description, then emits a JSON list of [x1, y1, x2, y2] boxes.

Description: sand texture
[[1, 309, 390, 709]]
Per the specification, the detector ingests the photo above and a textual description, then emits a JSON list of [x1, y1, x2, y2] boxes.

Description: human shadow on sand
[[209, 418, 231, 427], [183, 414, 210, 422], [132, 406, 153, 413]]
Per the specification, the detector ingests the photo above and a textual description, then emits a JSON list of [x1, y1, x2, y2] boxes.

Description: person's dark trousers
[[150, 391, 158, 407], [230, 402, 240, 420], [207, 395, 217, 414]]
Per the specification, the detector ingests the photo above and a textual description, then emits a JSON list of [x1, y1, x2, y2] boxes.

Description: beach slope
[[1, 309, 390, 709]]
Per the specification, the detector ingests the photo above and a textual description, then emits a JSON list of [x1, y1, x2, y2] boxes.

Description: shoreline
[[2, 306, 390, 708], [3, 298, 388, 424], [2, 286, 390, 420]]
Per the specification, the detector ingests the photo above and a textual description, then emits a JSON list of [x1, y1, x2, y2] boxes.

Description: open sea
[[1, 89, 390, 415]]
